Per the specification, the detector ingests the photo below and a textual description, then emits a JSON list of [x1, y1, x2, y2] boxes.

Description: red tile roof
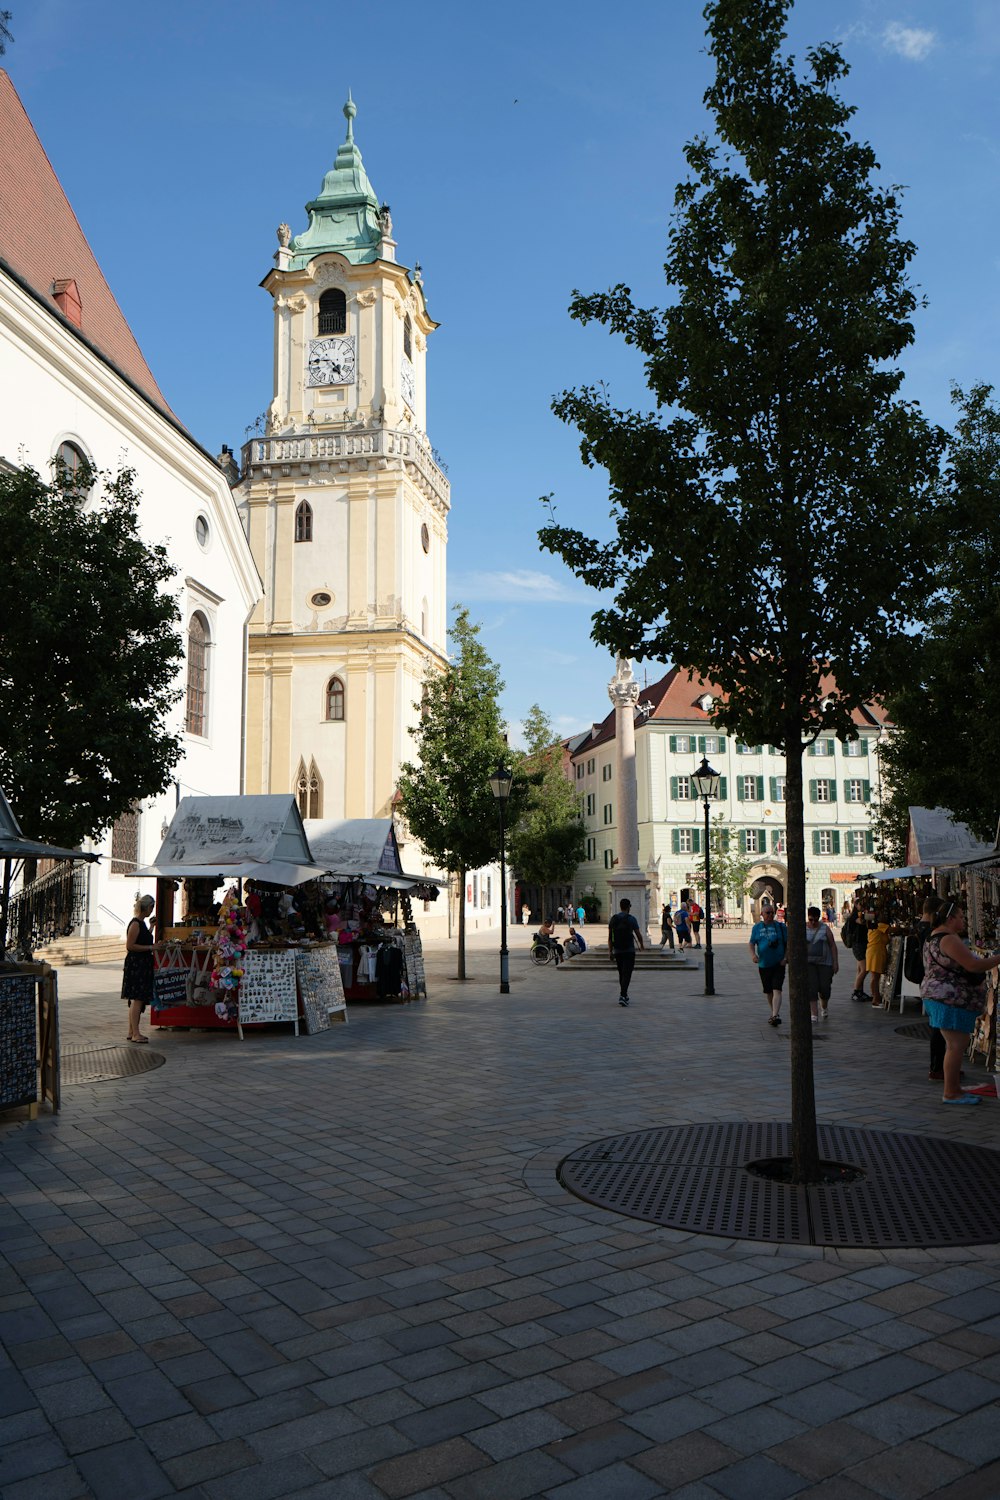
[[0, 70, 171, 414], [570, 664, 883, 758]]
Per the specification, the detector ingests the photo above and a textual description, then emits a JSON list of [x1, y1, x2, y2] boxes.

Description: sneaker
[[821, 1009, 829, 1021], [942, 1094, 981, 1105], [618, 996, 630, 1007]]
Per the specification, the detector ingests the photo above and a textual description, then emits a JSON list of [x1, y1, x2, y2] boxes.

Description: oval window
[[310, 591, 333, 608], [420, 523, 430, 554], [195, 515, 210, 548]]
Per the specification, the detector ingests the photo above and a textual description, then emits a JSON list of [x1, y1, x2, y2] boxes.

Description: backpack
[[840, 916, 856, 949]]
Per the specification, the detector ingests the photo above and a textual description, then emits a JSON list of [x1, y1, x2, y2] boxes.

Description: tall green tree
[[508, 705, 586, 913], [878, 385, 1000, 846], [0, 461, 184, 849], [397, 608, 521, 980], [707, 814, 755, 911], [539, 0, 944, 1180]]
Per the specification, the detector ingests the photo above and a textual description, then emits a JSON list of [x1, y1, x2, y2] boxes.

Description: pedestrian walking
[[122, 894, 156, 1043], [608, 898, 644, 1007], [576, 904, 586, 926], [847, 899, 870, 1000], [674, 901, 692, 950], [659, 904, 675, 950], [921, 900, 1000, 1104], [806, 905, 838, 1021], [749, 897, 787, 1026], [688, 899, 703, 947], [521, 905, 531, 926]]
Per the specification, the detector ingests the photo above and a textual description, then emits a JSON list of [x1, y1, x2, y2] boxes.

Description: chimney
[[51, 278, 82, 327], [216, 444, 240, 486]]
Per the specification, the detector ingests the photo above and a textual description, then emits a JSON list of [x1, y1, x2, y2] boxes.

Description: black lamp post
[[692, 756, 721, 996], [489, 763, 513, 993]]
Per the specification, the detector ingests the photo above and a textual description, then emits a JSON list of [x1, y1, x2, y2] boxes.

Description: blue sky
[[7, 0, 1000, 744]]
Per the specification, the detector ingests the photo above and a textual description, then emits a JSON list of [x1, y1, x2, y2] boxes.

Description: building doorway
[[749, 874, 784, 918]]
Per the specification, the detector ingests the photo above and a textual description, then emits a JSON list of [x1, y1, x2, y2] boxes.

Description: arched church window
[[403, 314, 413, 361], [318, 289, 346, 335], [295, 758, 322, 819], [295, 500, 312, 543], [325, 677, 345, 722], [186, 612, 210, 737]]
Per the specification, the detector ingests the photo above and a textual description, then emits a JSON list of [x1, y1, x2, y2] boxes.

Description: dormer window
[[318, 289, 346, 335], [403, 314, 413, 361], [698, 693, 713, 712]]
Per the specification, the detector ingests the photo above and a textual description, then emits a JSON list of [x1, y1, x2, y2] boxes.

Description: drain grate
[[558, 1123, 1000, 1248], [896, 1022, 932, 1041], [62, 1045, 166, 1085]]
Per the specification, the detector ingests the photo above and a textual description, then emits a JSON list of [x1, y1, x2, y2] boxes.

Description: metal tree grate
[[558, 1123, 1000, 1248], [62, 1045, 166, 1085], [896, 1022, 932, 1041]]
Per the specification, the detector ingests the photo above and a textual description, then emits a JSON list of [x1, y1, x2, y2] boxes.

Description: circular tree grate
[[62, 1045, 166, 1085], [896, 1022, 932, 1041], [558, 1122, 1000, 1248]]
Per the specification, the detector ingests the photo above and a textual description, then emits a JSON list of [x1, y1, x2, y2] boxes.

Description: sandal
[[126, 1036, 149, 1044]]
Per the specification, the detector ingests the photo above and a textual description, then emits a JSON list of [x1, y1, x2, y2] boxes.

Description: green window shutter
[[843, 779, 850, 802], [738, 829, 747, 854], [806, 742, 814, 757], [809, 780, 817, 803], [832, 831, 841, 855], [812, 831, 821, 855], [736, 778, 745, 802], [669, 735, 677, 752], [760, 827, 768, 849], [692, 828, 702, 854], [670, 776, 678, 799], [769, 776, 778, 801], [717, 736, 726, 750], [866, 831, 874, 855], [860, 739, 869, 758], [671, 828, 679, 854], [697, 735, 706, 753], [829, 779, 837, 802], [719, 776, 728, 799], [756, 776, 764, 801], [863, 780, 871, 803]]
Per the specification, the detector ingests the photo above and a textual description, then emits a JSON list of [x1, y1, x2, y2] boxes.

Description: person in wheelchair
[[536, 917, 564, 964]]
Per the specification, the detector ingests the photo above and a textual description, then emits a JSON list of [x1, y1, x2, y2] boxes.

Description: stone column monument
[[606, 656, 652, 936]]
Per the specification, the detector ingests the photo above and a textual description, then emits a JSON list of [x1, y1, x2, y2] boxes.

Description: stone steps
[[38, 934, 125, 966]]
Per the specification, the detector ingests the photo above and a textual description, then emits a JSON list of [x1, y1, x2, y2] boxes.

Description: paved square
[[2, 926, 999, 1498]]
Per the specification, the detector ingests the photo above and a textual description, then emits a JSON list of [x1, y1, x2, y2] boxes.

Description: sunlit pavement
[[2, 925, 999, 1499]]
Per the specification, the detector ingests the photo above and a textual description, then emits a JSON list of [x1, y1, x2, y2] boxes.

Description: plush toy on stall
[[211, 886, 248, 1021]]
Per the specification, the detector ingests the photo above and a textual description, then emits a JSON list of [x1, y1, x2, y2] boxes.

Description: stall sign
[[238, 950, 298, 1026], [152, 969, 189, 1009], [0, 975, 37, 1107]]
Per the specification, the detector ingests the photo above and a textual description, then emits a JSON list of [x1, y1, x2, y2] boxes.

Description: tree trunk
[[784, 732, 820, 1182], [457, 864, 467, 980]]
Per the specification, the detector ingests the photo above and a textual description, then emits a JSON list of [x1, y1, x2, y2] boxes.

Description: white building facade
[[572, 667, 886, 922], [0, 71, 261, 939]]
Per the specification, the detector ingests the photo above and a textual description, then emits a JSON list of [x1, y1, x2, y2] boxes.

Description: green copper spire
[[289, 94, 385, 268]]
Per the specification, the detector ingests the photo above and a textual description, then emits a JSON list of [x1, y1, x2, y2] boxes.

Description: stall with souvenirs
[[304, 819, 443, 1002], [137, 795, 347, 1037]]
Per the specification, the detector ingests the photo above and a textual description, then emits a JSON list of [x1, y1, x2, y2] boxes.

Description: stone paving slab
[[1, 925, 999, 1498]]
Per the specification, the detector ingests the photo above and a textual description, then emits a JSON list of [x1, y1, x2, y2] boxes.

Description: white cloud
[[449, 568, 586, 604], [882, 22, 936, 61]]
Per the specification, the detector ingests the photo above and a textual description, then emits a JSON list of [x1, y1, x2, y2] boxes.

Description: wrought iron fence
[[6, 861, 88, 959]]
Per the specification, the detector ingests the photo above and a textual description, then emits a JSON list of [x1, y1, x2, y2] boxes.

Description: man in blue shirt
[[608, 898, 644, 1007], [749, 897, 787, 1026]]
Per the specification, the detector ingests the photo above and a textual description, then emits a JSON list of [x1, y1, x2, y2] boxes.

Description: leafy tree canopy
[[707, 814, 756, 907], [508, 705, 586, 891], [0, 461, 184, 847]]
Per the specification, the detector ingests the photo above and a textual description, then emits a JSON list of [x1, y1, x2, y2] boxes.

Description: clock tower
[[237, 96, 449, 823]]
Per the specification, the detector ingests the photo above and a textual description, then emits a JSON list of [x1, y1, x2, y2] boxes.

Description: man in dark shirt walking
[[608, 898, 644, 1007]]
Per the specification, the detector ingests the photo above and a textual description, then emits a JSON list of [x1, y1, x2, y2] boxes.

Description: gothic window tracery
[[295, 758, 322, 819]]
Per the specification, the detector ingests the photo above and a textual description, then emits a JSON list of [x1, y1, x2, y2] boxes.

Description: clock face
[[400, 355, 416, 410], [308, 336, 356, 387]]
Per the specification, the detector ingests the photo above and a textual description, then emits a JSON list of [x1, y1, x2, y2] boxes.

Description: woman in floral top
[[921, 901, 1000, 1104]]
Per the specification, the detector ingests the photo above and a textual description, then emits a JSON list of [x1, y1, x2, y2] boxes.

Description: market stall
[[137, 795, 345, 1036], [304, 818, 443, 1002]]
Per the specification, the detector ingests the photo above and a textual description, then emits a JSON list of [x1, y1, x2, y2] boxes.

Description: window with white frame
[[744, 829, 762, 853], [773, 830, 787, 854], [815, 780, 831, 803], [741, 776, 760, 801], [774, 776, 786, 802], [675, 734, 691, 753], [847, 779, 865, 803], [845, 739, 865, 758], [848, 830, 867, 855], [813, 739, 832, 756], [677, 829, 693, 854], [703, 734, 720, 753], [676, 776, 692, 799], [818, 830, 834, 854]]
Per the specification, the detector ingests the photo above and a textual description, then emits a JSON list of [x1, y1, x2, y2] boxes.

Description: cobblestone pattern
[[2, 928, 1000, 1498]]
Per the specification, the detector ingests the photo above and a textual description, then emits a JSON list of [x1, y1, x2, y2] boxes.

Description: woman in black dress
[[122, 894, 155, 1042]]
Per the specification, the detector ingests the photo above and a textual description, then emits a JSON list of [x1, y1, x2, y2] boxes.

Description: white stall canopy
[[305, 818, 444, 892], [906, 806, 996, 870], [138, 795, 326, 886]]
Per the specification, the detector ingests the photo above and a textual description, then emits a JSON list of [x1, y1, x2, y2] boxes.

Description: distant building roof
[[570, 665, 886, 758], [0, 69, 171, 415]]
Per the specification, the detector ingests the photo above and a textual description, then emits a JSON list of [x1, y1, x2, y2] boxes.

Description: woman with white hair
[[122, 894, 156, 1042]]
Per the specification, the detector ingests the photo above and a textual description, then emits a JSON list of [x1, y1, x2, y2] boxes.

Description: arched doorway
[[748, 861, 787, 919]]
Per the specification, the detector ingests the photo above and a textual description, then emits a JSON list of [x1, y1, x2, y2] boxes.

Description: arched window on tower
[[186, 612, 210, 736], [295, 758, 322, 820], [295, 500, 312, 543], [318, 288, 347, 335], [403, 313, 413, 361], [325, 677, 345, 722]]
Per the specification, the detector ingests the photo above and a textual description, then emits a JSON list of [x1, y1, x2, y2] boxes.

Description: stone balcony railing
[[240, 426, 450, 510]]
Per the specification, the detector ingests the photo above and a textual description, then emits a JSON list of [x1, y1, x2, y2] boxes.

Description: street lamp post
[[691, 756, 721, 996], [489, 763, 513, 994]]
